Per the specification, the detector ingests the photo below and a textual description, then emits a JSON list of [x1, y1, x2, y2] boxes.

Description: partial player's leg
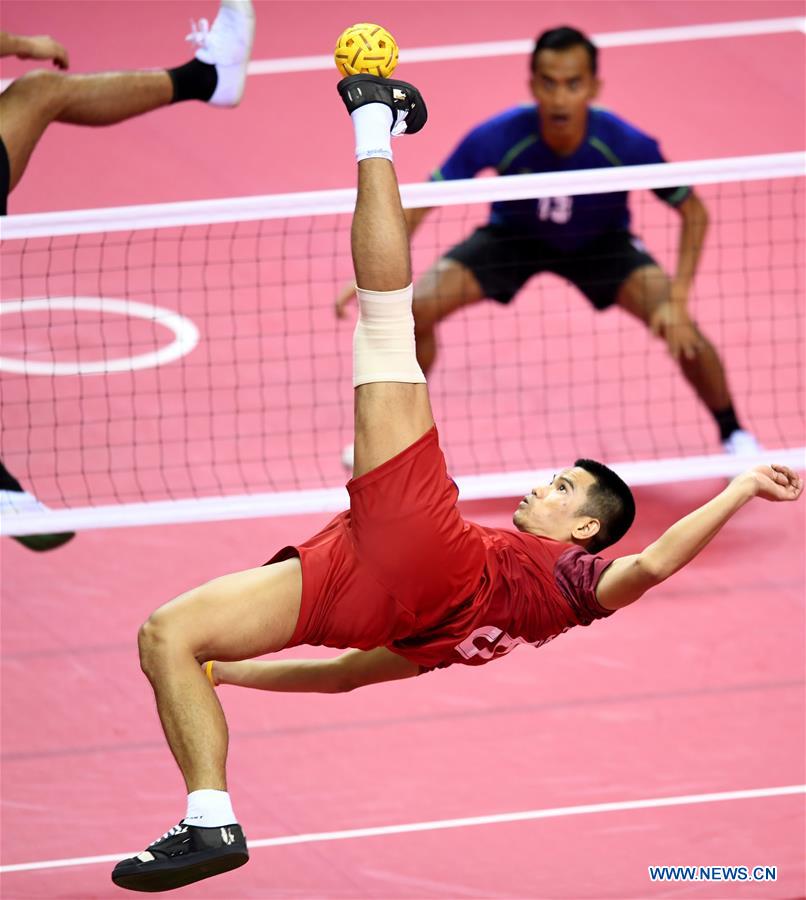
[[337, 75, 432, 478], [0, 70, 172, 193], [412, 258, 485, 373], [617, 264, 757, 452], [0, 0, 254, 198], [413, 224, 536, 375], [111, 557, 301, 892]]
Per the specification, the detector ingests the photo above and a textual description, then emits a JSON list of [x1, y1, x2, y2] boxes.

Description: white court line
[[1, 784, 803, 875], [246, 17, 806, 75], [0, 17, 802, 92]]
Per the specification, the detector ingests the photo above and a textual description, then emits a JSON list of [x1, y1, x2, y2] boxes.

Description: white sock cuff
[[351, 103, 394, 163], [183, 789, 237, 828], [353, 284, 426, 387]]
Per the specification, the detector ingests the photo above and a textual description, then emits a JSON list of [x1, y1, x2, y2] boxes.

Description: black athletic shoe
[[337, 74, 428, 135], [111, 822, 248, 893], [13, 531, 75, 552]]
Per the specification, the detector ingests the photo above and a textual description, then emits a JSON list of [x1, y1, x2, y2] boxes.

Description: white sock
[[182, 789, 237, 828], [351, 103, 394, 162]]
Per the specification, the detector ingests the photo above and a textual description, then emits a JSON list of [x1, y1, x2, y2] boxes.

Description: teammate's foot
[[0, 489, 75, 552], [340, 443, 355, 472], [337, 74, 428, 135], [722, 429, 762, 457], [187, 0, 255, 107], [111, 822, 248, 892]]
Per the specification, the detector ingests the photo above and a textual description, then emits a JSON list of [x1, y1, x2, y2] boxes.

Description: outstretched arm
[[210, 647, 419, 693], [596, 464, 803, 611], [0, 31, 69, 68]]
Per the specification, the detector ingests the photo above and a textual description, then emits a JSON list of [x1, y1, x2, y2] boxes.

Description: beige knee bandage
[[353, 284, 426, 387]]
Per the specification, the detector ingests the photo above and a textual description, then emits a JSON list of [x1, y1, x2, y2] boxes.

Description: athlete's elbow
[[636, 552, 675, 585]]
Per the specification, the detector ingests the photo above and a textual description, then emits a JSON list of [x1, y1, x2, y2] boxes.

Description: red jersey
[[389, 526, 613, 670], [271, 427, 615, 672]]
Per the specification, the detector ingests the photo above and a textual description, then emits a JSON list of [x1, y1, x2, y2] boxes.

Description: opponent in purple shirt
[[336, 26, 760, 458]]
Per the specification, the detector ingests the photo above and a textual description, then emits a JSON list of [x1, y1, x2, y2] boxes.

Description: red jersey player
[[113, 75, 803, 893]]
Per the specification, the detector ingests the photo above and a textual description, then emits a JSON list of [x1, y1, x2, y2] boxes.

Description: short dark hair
[[530, 26, 598, 76], [573, 458, 635, 553]]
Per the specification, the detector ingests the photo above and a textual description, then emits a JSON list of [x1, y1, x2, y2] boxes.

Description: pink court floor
[[1, 2, 805, 898]]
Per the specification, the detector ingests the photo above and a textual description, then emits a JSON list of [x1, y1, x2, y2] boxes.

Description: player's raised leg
[[0, 0, 254, 199], [337, 75, 432, 478]]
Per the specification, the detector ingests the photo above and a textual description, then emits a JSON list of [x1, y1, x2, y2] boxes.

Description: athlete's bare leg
[[137, 559, 302, 792], [412, 258, 485, 374], [351, 157, 435, 478], [0, 69, 173, 191], [617, 264, 732, 412], [1, 1, 254, 201]]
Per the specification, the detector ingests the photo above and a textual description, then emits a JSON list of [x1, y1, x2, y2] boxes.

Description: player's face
[[512, 466, 600, 543], [530, 46, 599, 146]]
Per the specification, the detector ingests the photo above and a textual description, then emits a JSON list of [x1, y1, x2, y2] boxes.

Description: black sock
[[713, 404, 742, 441], [167, 59, 218, 103], [0, 460, 24, 492]]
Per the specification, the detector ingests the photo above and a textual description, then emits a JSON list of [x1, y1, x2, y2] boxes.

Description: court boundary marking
[[0, 16, 802, 92], [246, 16, 806, 75], [1, 784, 803, 874], [0, 297, 199, 376]]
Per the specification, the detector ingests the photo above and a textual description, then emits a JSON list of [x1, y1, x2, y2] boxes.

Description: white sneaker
[[187, 0, 255, 107], [722, 429, 762, 457], [341, 443, 355, 471], [0, 489, 75, 551], [0, 488, 47, 516]]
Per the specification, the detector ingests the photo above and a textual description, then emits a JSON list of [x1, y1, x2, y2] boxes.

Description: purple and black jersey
[[432, 105, 691, 252]]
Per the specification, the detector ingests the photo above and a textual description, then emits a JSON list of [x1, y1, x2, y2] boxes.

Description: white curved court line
[[0, 17, 802, 92], [0, 297, 199, 375], [0, 784, 803, 874]]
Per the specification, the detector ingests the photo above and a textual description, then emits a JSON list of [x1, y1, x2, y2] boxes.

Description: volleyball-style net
[[1, 152, 804, 535]]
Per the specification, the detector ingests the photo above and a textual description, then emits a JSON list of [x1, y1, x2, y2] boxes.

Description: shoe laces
[[153, 823, 187, 845], [186, 18, 211, 51]]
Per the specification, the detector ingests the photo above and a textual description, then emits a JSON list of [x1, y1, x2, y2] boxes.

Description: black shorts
[[444, 225, 659, 310], [0, 137, 9, 216]]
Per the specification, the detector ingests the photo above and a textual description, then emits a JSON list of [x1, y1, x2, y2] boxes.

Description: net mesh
[[1, 154, 804, 530]]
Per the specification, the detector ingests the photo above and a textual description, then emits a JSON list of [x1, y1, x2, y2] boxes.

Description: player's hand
[[334, 281, 356, 319], [738, 464, 803, 502], [649, 298, 703, 361], [15, 35, 69, 69]]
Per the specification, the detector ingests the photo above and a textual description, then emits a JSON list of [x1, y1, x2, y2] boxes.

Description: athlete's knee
[[619, 265, 669, 318], [137, 604, 187, 677], [5, 69, 68, 116]]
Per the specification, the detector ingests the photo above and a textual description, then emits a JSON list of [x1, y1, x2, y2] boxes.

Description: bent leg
[[0, 69, 173, 192], [413, 257, 485, 374], [617, 265, 732, 412], [138, 558, 302, 792]]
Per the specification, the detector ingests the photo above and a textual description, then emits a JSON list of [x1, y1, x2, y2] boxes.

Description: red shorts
[[269, 427, 486, 652]]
